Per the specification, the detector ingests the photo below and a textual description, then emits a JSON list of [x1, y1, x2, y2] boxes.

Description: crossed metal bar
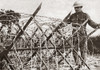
[[0, 3, 42, 70], [11, 14, 97, 70], [8, 22, 98, 70], [24, 11, 71, 64], [19, 12, 89, 70], [25, 18, 91, 70], [35, 19, 74, 69], [0, 3, 98, 69]]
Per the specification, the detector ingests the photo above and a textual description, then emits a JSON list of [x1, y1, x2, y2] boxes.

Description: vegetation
[[88, 35, 100, 54], [0, 9, 21, 35]]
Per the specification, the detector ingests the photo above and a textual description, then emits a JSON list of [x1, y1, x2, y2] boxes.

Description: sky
[[0, 0, 100, 36]]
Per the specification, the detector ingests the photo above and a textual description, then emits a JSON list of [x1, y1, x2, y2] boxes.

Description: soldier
[[65, 1, 100, 69]]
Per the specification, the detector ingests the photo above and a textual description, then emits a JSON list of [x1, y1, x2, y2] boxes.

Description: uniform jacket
[[66, 11, 98, 36]]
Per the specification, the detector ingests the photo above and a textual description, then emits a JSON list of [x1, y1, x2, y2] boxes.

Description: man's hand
[[72, 23, 80, 27], [96, 24, 100, 29]]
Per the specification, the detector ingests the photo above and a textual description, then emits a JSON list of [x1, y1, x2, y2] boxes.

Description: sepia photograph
[[0, 0, 100, 70]]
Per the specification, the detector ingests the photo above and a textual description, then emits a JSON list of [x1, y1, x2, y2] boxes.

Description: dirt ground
[[4, 52, 100, 70], [86, 55, 100, 70], [53, 54, 100, 70], [32, 54, 100, 70]]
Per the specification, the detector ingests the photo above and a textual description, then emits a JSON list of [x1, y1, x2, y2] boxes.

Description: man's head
[[73, 1, 83, 13]]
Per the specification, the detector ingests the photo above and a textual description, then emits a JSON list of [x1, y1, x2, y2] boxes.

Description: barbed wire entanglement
[[0, 11, 99, 70]]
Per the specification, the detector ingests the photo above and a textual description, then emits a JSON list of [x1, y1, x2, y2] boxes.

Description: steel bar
[[87, 28, 98, 38], [25, 19, 74, 69], [0, 3, 42, 70], [57, 50, 74, 70], [10, 47, 70, 51], [36, 52, 49, 70], [41, 11, 72, 47], [54, 19, 91, 70], [0, 3, 42, 57], [4, 55, 16, 70], [35, 19, 74, 69], [58, 49, 72, 64], [25, 11, 71, 63], [59, 32, 91, 70]]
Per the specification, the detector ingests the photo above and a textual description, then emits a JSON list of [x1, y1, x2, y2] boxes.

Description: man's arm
[[86, 14, 99, 28], [64, 15, 80, 27], [63, 14, 72, 24]]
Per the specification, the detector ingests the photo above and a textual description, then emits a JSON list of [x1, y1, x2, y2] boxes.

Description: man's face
[[74, 6, 82, 13]]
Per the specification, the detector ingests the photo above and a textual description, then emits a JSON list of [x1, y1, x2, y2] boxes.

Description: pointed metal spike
[[32, 2, 42, 16], [0, 3, 42, 58]]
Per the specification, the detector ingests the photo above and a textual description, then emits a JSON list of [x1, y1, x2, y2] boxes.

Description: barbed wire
[[0, 10, 61, 20]]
